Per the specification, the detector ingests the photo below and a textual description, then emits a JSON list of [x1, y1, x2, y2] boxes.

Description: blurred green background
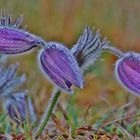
[[1, 0, 140, 113]]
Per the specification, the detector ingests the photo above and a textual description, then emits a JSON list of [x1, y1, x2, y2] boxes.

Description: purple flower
[[38, 42, 84, 93], [0, 62, 26, 97], [0, 11, 40, 54], [3, 92, 37, 124], [115, 52, 140, 95]]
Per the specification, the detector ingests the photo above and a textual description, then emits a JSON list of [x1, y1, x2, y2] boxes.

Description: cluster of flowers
[[0, 11, 140, 127], [0, 59, 36, 124]]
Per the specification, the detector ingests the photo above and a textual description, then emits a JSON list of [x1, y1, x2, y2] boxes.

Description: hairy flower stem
[[103, 46, 124, 58], [35, 90, 61, 138]]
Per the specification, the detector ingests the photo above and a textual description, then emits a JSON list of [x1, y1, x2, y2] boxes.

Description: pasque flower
[[0, 11, 41, 54], [38, 27, 108, 93], [35, 27, 109, 137], [38, 42, 84, 93], [3, 92, 36, 124], [72, 27, 140, 97], [115, 52, 140, 95], [0, 62, 26, 97], [0, 57, 36, 124]]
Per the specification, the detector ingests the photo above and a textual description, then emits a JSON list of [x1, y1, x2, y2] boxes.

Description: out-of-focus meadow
[[1, 0, 140, 139]]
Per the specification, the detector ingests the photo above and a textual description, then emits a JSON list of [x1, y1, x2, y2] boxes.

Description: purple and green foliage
[[0, 10, 140, 139]]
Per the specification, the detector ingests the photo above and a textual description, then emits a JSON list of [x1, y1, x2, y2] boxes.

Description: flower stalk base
[[35, 90, 61, 138]]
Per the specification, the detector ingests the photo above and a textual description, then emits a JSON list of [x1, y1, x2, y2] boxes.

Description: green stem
[[25, 95, 32, 140], [35, 90, 61, 138], [102, 45, 124, 58]]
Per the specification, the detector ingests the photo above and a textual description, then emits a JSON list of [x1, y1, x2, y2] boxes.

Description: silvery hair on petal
[[71, 27, 109, 72]]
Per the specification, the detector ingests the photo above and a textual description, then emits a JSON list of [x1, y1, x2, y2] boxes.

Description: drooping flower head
[[38, 42, 84, 93], [115, 52, 140, 96], [0, 11, 41, 54], [71, 27, 109, 71], [3, 92, 36, 124]]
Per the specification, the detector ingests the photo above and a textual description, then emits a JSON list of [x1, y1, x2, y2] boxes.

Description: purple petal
[[115, 52, 140, 95], [0, 27, 39, 54], [38, 42, 84, 93]]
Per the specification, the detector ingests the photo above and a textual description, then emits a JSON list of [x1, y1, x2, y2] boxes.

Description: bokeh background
[[1, 0, 140, 117]]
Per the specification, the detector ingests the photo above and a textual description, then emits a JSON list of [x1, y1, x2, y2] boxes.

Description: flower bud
[[3, 92, 36, 124], [0, 11, 40, 54], [115, 52, 140, 95], [38, 42, 84, 93]]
